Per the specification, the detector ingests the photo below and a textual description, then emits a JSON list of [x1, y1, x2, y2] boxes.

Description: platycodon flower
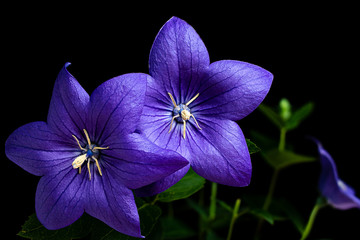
[[5, 63, 188, 237], [136, 17, 273, 196], [316, 140, 360, 210]]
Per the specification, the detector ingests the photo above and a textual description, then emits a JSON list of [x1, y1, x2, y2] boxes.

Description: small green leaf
[[250, 131, 278, 152], [158, 168, 205, 202], [250, 208, 275, 225], [18, 213, 93, 240], [91, 199, 162, 240], [217, 199, 234, 213], [246, 139, 261, 154], [258, 104, 284, 129], [263, 149, 316, 170], [285, 102, 314, 130]]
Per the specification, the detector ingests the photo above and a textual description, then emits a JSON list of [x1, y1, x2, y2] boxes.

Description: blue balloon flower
[[315, 140, 360, 210], [136, 17, 273, 196], [5, 63, 188, 237]]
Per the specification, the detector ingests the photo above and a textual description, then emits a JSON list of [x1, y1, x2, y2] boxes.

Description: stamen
[[167, 92, 202, 139], [190, 114, 202, 130], [169, 114, 180, 133], [72, 154, 87, 169], [83, 129, 91, 146], [87, 158, 91, 180], [72, 129, 108, 180], [168, 92, 177, 107], [92, 156, 102, 176], [186, 93, 200, 106], [93, 146, 109, 150], [72, 135, 85, 150]]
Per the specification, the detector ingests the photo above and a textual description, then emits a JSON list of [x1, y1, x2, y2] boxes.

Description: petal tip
[[168, 16, 184, 23]]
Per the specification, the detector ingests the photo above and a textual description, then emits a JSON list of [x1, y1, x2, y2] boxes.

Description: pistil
[[168, 92, 201, 139], [72, 129, 108, 180]]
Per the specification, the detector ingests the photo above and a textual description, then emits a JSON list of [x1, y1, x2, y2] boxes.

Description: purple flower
[[5, 63, 188, 238], [135, 17, 273, 196], [316, 140, 360, 210]]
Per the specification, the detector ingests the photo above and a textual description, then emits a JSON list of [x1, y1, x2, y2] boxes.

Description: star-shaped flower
[[5, 63, 188, 238], [136, 17, 273, 196], [315, 140, 360, 210]]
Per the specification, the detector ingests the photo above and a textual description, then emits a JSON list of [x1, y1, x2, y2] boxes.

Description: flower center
[[173, 104, 191, 123], [168, 92, 202, 139], [72, 129, 109, 180]]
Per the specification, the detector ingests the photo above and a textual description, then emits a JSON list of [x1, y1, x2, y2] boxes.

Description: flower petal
[[188, 118, 251, 187], [5, 121, 78, 176], [47, 63, 90, 143], [100, 133, 189, 189], [140, 114, 251, 187], [316, 141, 360, 210], [192, 60, 273, 121], [149, 16, 210, 104], [85, 165, 143, 238], [35, 168, 87, 229], [135, 164, 190, 197], [88, 73, 148, 145]]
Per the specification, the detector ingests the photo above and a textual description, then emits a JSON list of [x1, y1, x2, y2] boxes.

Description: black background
[[2, 2, 359, 239]]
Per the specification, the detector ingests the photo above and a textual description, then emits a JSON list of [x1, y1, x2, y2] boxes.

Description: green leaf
[[217, 199, 234, 213], [246, 139, 261, 154], [263, 149, 316, 170], [285, 102, 314, 130], [18, 213, 93, 240], [250, 208, 275, 225], [161, 217, 196, 239], [250, 130, 278, 152], [91, 198, 162, 240], [158, 168, 205, 202], [258, 104, 284, 129]]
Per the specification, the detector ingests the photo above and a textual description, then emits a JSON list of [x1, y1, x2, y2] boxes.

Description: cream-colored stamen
[[167, 92, 201, 139], [168, 92, 177, 107], [92, 156, 102, 176], [72, 135, 85, 151], [72, 129, 108, 180], [169, 114, 180, 133], [191, 114, 202, 130], [185, 93, 200, 106]]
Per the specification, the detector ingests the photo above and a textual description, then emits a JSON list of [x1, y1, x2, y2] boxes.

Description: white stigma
[[168, 92, 202, 139]]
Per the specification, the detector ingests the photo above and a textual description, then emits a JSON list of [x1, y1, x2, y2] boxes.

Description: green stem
[[209, 182, 218, 220], [255, 127, 286, 239], [150, 194, 159, 205], [255, 169, 280, 239], [263, 169, 279, 211], [300, 198, 326, 240], [279, 128, 286, 151], [226, 199, 241, 240]]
